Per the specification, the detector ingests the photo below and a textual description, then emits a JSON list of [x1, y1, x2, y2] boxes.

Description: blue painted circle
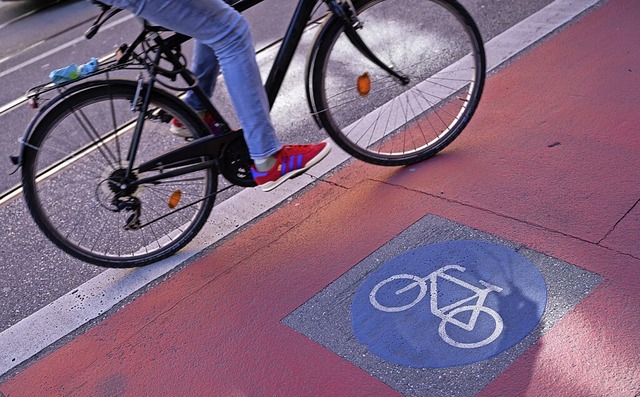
[[351, 240, 547, 368]]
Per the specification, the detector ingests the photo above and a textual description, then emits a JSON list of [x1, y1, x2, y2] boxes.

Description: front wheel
[[311, 0, 486, 165], [21, 80, 218, 268]]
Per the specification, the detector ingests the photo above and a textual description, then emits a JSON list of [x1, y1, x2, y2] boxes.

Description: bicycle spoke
[[314, 0, 484, 165], [23, 81, 217, 267], [69, 103, 123, 169]]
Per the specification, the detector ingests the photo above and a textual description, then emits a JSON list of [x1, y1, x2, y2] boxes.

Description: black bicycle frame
[[164, 0, 400, 111], [129, 0, 326, 179], [129, 0, 402, 184], [158, 0, 324, 110], [243, 0, 407, 106], [260, 0, 320, 107]]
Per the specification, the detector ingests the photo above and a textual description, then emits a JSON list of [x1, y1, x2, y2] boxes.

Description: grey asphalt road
[[0, 0, 553, 338]]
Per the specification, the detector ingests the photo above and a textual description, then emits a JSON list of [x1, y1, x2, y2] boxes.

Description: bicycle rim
[[313, 0, 485, 165], [22, 81, 217, 268]]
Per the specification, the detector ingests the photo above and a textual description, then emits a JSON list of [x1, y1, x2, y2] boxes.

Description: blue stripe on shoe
[[297, 154, 303, 169], [251, 168, 269, 178], [289, 156, 295, 172]]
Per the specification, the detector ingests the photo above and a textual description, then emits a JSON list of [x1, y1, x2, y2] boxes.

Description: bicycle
[[11, 0, 485, 268], [370, 265, 503, 349]]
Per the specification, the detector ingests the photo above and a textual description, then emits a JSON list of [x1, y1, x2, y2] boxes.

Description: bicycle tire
[[311, 0, 486, 165], [22, 80, 218, 268]]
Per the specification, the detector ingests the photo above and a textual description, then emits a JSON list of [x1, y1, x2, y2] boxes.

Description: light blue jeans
[[97, 0, 282, 159]]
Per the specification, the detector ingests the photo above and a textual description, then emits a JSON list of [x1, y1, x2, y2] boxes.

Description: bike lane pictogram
[[351, 240, 547, 368]]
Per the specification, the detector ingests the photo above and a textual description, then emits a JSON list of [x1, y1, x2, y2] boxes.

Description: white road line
[[0, 8, 43, 31], [0, 96, 28, 117], [0, 0, 602, 377], [0, 13, 134, 81], [0, 40, 44, 66]]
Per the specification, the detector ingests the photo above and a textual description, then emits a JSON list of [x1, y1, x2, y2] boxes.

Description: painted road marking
[[284, 215, 602, 396], [0, 0, 602, 378], [0, 14, 135, 81], [352, 241, 547, 368], [370, 266, 505, 349]]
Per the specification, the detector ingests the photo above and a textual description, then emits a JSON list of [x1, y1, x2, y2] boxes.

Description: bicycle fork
[[324, 0, 410, 85]]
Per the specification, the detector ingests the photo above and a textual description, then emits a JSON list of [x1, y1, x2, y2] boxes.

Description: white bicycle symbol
[[369, 265, 504, 349]]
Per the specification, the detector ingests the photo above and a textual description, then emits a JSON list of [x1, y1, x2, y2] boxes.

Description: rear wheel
[[22, 81, 218, 268], [312, 0, 485, 165]]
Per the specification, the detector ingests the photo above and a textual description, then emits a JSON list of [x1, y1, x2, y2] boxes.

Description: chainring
[[219, 134, 256, 187]]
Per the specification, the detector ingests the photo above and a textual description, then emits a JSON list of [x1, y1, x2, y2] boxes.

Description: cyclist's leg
[[104, 0, 329, 190], [170, 40, 221, 137], [184, 40, 219, 112], [184, 0, 237, 112], [117, 0, 282, 159]]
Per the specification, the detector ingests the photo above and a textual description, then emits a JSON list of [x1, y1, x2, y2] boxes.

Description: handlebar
[[90, 0, 111, 11]]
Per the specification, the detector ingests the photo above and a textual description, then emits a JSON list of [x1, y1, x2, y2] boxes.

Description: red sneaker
[[169, 117, 191, 138], [170, 110, 223, 138], [251, 142, 331, 192]]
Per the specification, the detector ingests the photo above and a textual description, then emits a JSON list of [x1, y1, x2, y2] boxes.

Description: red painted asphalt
[[2, 0, 640, 395]]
